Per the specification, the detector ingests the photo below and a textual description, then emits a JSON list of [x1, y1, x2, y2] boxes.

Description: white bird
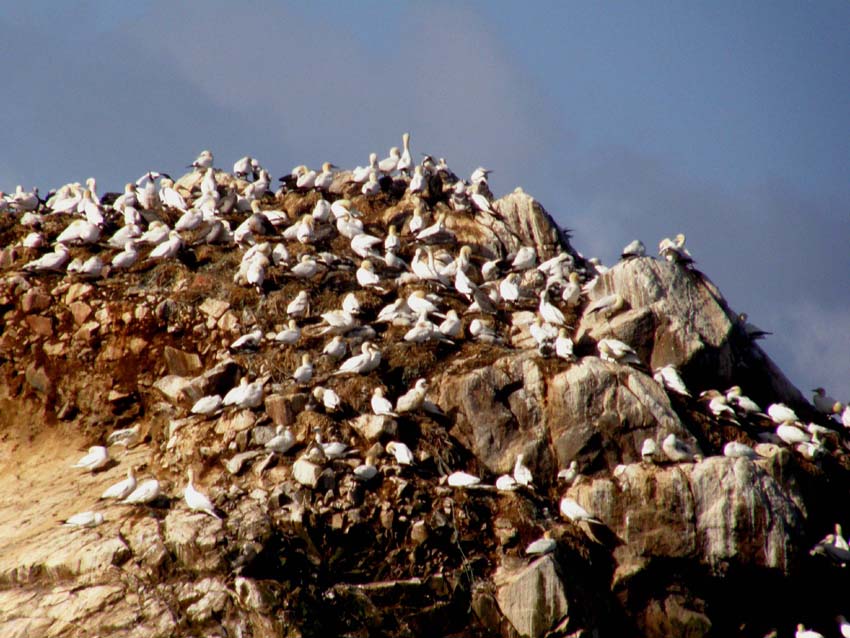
[[351, 233, 383, 258], [334, 341, 381, 375], [138, 221, 170, 246], [22, 231, 45, 248], [513, 454, 534, 487], [439, 310, 462, 338], [378, 147, 401, 174], [111, 240, 139, 270], [841, 404, 850, 429], [291, 254, 321, 279], [191, 394, 223, 416], [641, 438, 658, 463], [265, 425, 296, 454], [495, 474, 518, 491], [353, 456, 379, 481], [121, 479, 160, 504], [184, 468, 220, 519], [621, 239, 646, 259], [313, 386, 341, 412], [106, 425, 140, 448], [148, 230, 183, 260], [511, 246, 537, 271], [559, 497, 601, 523], [416, 212, 455, 243], [159, 178, 187, 211], [351, 154, 378, 183], [558, 461, 579, 484], [538, 290, 566, 326], [175, 208, 204, 232], [397, 132, 412, 174], [584, 293, 624, 317], [287, 290, 310, 318], [408, 165, 425, 193], [371, 387, 398, 417], [314, 162, 336, 191], [768, 403, 799, 424], [323, 335, 347, 360], [73, 446, 109, 472], [658, 233, 693, 264], [597, 338, 641, 365], [315, 431, 347, 460], [191, 150, 214, 170], [62, 511, 104, 528], [404, 312, 445, 343], [275, 319, 301, 345], [525, 533, 557, 556], [723, 441, 761, 459], [101, 467, 137, 500], [233, 155, 254, 178], [837, 615, 850, 638], [229, 329, 263, 352], [725, 386, 762, 415], [662, 433, 697, 462], [795, 624, 825, 638], [361, 172, 380, 195], [396, 379, 429, 414], [293, 354, 314, 385], [356, 259, 383, 289], [341, 292, 361, 316], [447, 471, 481, 487], [223, 377, 264, 409], [555, 328, 575, 361], [56, 219, 100, 245], [775, 423, 810, 446], [386, 441, 414, 465], [698, 389, 737, 418]]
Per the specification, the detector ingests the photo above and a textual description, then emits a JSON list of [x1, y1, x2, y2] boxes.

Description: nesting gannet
[[621, 239, 646, 259], [56, 219, 101, 245], [287, 290, 310, 318], [538, 289, 566, 326], [812, 387, 838, 414], [499, 273, 522, 303], [447, 471, 481, 487], [275, 319, 301, 345], [265, 425, 296, 454], [192, 394, 223, 416], [513, 454, 534, 487], [22, 231, 45, 248], [223, 377, 264, 409], [597, 338, 641, 365], [293, 354, 314, 385], [73, 446, 109, 472], [725, 386, 762, 415], [411, 247, 450, 286], [111, 240, 139, 270], [295, 165, 317, 190], [658, 233, 693, 264], [291, 253, 321, 279], [24, 244, 70, 273], [10, 185, 39, 211], [122, 478, 160, 504], [584, 293, 624, 317], [511, 246, 537, 271], [371, 387, 398, 417], [229, 329, 263, 352], [352, 154, 378, 183], [337, 211, 365, 238], [555, 328, 575, 361], [775, 423, 810, 446], [334, 341, 381, 375], [311, 386, 340, 413], [378, 147, 401, 174], [62, 511, 104, 528], [737, 312, 771, 340], [386, 441, 414, 466], [159, 178, 187, 211], [323, 335, 347, 360], [351, 232, 383, 258], [662, 433, 697, 462], [795, 625, 825, 638], [184, 468, 220, 519], [404, 312, 447, 343], [397, 133, 412, 174], [558, 461, 579, 485], [416, 212, 455, 244], [526, 532, 557, 556], [313, 162, 336, 191], [559, 497, 601, 524], [233, 155, 253, 179], [698, 389, 737, 418], [356, 259, 384, 290], [439, 310, 462, 338], [408, 165, 425, 193], [723, 441, 761, 459], [767, 403, 799, 424], [191, 149, 214, 171], [408, 204, 428, 236], [396, 379, 429, 414], [101, 467, 137, 500], [495, 474, 518, 491], [361, 171, 380, 195], [841, 404, 850, 429], [148, 230, 183, 260]]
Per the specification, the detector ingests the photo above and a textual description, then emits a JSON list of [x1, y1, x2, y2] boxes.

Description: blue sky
[[2, 1, 848, 401]]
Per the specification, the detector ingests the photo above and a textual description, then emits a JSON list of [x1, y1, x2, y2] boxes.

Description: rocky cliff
[[0, 156, 847, 638]]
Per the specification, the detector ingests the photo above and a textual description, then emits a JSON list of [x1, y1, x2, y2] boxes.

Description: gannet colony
[[1, 136, 848, 638]]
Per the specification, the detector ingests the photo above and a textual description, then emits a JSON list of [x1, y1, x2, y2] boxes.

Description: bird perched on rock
[[513, 454, 534, 487], [386, 441, 414, 466], [525, 531, 557, 556], [293, 354, 314, 385], [223, 377, 264, 409], [396, 379, 429, 414], [184, 468, 220, 519], [73, 446, 109, 472], [767, 403, 799, 425], [653, 365, 691, 397], [266, 426, 296, 454], [662, 433, 698, 463], [62, 511, 104, 528], [641, 438, 659, 463], [447, 471, 481, 487], [122, 479, 161, 505], [101, 467, 137, 500], [597, 338, 641, 366], [559, 497, 601, 524], [192, 395, 223, 416], [621, 239, 646, 259], [723, 441, 761, 459], [371, 387, 398, 417]]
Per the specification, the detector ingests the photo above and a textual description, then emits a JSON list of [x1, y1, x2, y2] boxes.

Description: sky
[[1, 0, 848, 402]]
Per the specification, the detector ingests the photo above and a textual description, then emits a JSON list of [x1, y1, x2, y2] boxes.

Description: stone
[[153, 375, 194, 405], [264, 394, 296, 426], [292, 458, 322, 488], [24, 315, 52, 337], [225, 451, 261, 475], [24, 363, 52, 394], [215, 409, 256, 435], [65, 282, 94, 305], [217, 310, 239, 332], [73, 320, 100, 343], [199, 298, 230, 320], [495, 554, 570, 638], [20, 289, 51, 313], [162, 345, 202, 376], [68, 301, 92, 326], [350, 413, 398, 441]]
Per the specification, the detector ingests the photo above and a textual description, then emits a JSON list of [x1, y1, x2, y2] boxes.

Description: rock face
[[0, 158, 846, 638]]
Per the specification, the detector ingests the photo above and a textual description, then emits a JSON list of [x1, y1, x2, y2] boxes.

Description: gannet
[[725, 386, 762, 415], [795, 625, 825, 638], [499, 273, 522, 303], [266, 426, 296, 454], [148, 230, 183, 260], [101, 467, 137, 500], [159, 178, 187, 211], [184, 468, 220, 519], [841, 404, 850, 429], [723, 441, 761, 459], [641, 438, 658, 463], [652, 365, 691, 397], [469, 188, 495, 214], [275, 319, 301, 345], [408, 204, 428, 236], [138, 221, 170, 246], [107, 223, 141, 249], [323, 335, 347, 360], [74, 255, 105, 279], [313, 162, 336, 191], [62, 511, 104, 528], [337, 212, 365, 238], [386, 441, 414, 465], [621, 239, 646, 259], [291, 254, 321, 279], [469, 317, 499, 342], [768, 403, 799, 424], [812, 387, 838, 414], [775, 423, 810, 446], [511, 246, 537, 271], [312, 386, 341, 412], [230, 329, 263, 352], [222, 377, 264, 409], [525, 532, 557, 556], [296, 165, 317, 190], [200, 167, 217, 197], [73, 446, 109, 472], [56, 219, 101, 245], [416, 212, 455, 244], [411, 247, 450, 286], [106, 424, 140, 448], [371, 387, 398, 417], [837, 615, 850, 638], [384, 249, 410, 271], [662, 433, 697, 462], [293, 354, 314, 385], [454, 267, 477, 300], [538, 289, 566, 326], [295, 215, 316, 244], [122, 478, 160, 504], [135, 172, 159, 209], [110, 241, 139, 270], [351, 232, 383, 259], [658, 233, 693, 264], [737, 312, 771, 340], [10, 185, 39, 211], [191, 394, 223, 416], [356, 259, 384, 289], [272, 242, 290, 266], [353, 455, 379, 481], [361, 171, 380, 195], [408, 165, 425, 193], [175, 208, 204, 232], [559, 497, 601, 524], [487, 473, 515, 493], [378, 147, 401, 174], [439, 310, 462, 338], [191, 149, 214, 170], [597, 338, 641, 365], [698, 389, 737, 418], [24, 244, 70, 273], [352, 153, 378, 183], [22, 231, 45, 248], [584, 293, 625, 317], [233, 155, 253, 179], [396, 378, 429, 413], [558, 461, 579, 485], [334, 341, 381, 375], [555, 328, 575, 361], [406, 290, 441, 317], [404, 312, 445, 343], [287, 290, 310, 318], [513, 454, 534, 487], [397, 133, 412, 174], [447, 471, 481, 487]]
